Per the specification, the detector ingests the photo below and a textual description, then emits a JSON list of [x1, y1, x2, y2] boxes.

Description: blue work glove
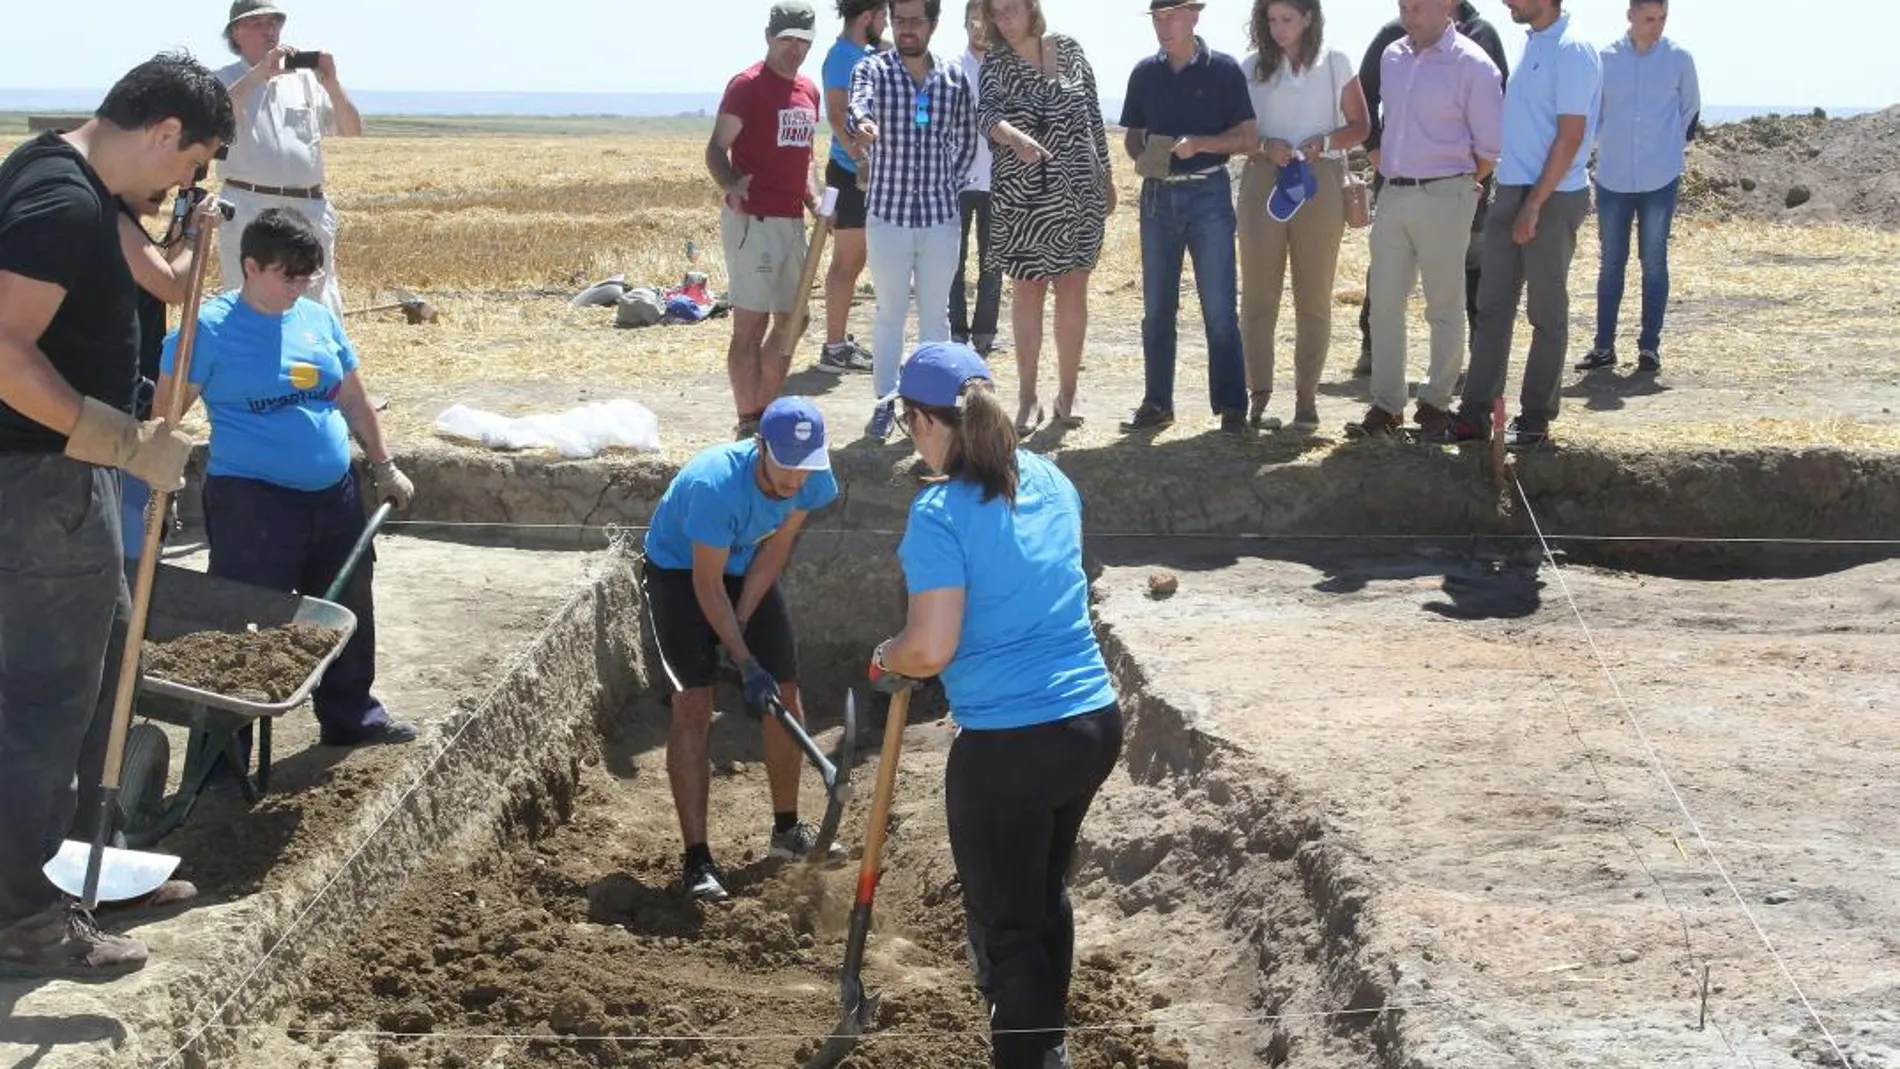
[[740, 656, 780, 718], [868, 639, 921, 695]]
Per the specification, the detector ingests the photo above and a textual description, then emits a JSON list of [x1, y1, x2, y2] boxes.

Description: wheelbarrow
[[117, 503, 392, 848]]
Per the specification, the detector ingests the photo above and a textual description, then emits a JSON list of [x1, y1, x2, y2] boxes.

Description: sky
[[3, 0, 1896, 111]]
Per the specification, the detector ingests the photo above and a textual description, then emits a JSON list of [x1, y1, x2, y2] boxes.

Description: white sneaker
[[769, 821, 845, 862]]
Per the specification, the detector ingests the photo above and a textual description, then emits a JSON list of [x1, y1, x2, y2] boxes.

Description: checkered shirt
[[846, 49, 978, 228]]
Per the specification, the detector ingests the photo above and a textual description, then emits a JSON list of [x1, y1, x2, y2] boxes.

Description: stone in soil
[[144, 624, 340, 703]]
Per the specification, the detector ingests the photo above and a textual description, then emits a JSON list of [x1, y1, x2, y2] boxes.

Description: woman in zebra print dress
[[977, 0, 1116, 434]]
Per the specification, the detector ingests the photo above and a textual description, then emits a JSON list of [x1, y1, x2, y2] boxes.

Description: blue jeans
[[1593, 179, 1679, 353], [1138, 173, 1248, 416]]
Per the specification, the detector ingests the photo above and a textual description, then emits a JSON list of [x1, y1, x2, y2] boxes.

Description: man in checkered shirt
[[846, 0, 979, 440]]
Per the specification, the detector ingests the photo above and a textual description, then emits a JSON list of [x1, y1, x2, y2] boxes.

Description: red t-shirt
[[718, 62, 820, 219]]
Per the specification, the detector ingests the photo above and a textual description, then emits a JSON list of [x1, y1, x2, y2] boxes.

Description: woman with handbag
[[1236, 0, 1369, 433]]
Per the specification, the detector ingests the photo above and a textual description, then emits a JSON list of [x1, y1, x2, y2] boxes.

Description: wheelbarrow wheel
[[120, 723, 171, 842]]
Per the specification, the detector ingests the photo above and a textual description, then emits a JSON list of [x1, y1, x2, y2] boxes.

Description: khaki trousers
[[1368, 177, 1481, 416], [1237, 155, 1346, 407]]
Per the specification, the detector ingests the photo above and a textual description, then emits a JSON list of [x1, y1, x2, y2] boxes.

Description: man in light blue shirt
[[1577, 0, 1699, 375], [1443, 0, 1600, 448]]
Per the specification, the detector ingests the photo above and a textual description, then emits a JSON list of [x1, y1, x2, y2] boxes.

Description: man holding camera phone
[[215, 0, 361, 318]]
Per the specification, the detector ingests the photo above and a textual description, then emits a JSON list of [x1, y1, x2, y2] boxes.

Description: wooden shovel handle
[[98, 225, 215, 791], [851, 686, 911, 907]]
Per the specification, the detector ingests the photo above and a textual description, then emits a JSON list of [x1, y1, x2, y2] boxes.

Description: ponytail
[[919, 380, 1020, 506]]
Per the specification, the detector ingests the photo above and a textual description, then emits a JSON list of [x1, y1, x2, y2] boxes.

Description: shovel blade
[[43, 839, 179, 904], [801, 999, 871, 1069]]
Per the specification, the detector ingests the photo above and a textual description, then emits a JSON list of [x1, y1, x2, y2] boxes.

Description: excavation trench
[[197, 535, 1404, 1069]]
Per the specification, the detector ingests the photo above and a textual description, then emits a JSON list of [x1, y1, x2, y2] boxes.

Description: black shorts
[[640, 561, 799, 691], [825, 159, 868, 231]]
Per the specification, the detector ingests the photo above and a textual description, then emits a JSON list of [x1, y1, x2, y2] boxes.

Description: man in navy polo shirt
[[639, 397, 842, 902], [1119, 0, 1258, 436]]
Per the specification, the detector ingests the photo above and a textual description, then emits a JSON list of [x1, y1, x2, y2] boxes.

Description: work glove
[[371, 459, 414, 509], [739, 656, 780, 718], [867, 639, 920, 695], [63, 396, 192, 491]]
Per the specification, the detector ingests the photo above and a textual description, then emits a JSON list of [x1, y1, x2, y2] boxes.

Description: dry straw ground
[[11, 121, 1900, 456]]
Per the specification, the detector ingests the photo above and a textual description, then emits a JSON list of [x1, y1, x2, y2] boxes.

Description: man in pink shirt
[[1350, 0, 1503, 440]]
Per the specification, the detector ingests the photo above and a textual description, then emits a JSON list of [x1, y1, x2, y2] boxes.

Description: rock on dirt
[[1684, 105, 1900, 227], [1146, 571, 1179, 599], [144, 623, 340, 703]]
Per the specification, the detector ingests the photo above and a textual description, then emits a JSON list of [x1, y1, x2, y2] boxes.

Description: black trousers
[[951, 189, 1003, 342], [946, 704, 1123, 1068]]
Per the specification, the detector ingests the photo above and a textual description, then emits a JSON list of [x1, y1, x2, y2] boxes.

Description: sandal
[[1053, 395, 1085, 429], [1015, 403, 1044, 436], [1248, 391, 1280, 431]]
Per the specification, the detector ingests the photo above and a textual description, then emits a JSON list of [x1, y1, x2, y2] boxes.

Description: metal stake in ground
[[804, 685, 911, 1069], [45, 226, 218, 908]]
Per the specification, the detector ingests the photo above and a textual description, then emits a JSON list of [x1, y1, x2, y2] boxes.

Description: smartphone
[[285, 50, 323, 70]]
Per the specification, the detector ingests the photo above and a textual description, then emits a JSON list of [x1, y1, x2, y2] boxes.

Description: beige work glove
[[63, 396, 192, 491], [370, 459, 414, 510]]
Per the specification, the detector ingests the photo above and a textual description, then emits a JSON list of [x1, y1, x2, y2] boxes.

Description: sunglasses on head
[[914, 88, 932, 127]]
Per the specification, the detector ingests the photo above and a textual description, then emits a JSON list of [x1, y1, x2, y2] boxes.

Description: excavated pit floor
[[3, 465, 1896, 1069]]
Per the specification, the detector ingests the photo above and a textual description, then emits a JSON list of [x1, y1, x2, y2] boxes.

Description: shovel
[[804, 685, 912, 1069], [762, 690, 857, 860], [44, 226, 217, 908]]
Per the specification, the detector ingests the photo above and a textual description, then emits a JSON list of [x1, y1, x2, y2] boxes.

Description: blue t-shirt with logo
[[823, 37, 879, 173], [159, 292, 358, 492], [643, 439, 839, 576], [897, 451, 1117, 731]]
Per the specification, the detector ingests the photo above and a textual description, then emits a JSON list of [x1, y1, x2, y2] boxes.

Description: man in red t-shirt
[[708, 0, 824, 438]]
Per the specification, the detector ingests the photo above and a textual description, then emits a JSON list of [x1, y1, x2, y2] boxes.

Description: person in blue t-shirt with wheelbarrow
[[155, 206, 416, 780]]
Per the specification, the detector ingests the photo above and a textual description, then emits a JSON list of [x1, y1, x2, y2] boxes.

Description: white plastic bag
[[433, 399, 662, 458]]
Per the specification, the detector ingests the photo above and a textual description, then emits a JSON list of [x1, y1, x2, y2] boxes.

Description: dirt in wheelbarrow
[[294, 706, 1189, 1069], [144, 624, 341, 704]]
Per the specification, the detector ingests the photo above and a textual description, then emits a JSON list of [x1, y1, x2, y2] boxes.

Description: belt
[[222, 178, 325, 199], [1153, 166, 1226, 184], [1384, 173, 1473, 188]]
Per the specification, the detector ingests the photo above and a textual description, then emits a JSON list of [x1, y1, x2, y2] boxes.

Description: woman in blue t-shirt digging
[[868, 342, 1122, 1069]]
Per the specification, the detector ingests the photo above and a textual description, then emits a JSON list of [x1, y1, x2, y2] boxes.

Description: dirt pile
[[296, 720, 1190, 1069], [1683, 105, 1900, 226], [144, 624, 340, 703]]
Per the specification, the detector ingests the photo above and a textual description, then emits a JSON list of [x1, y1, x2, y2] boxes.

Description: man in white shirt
[[950, 0, 1001, 354], [214, 0, 362, 318]]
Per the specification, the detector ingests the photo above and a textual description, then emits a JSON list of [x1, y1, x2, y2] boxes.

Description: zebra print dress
[[976, 34, 1111, 281]]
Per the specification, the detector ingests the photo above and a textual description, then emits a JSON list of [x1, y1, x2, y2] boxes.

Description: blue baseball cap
[[759, 397, 830, 471], [1267, 157, 1319, 223], [886, 341, 993, 408]]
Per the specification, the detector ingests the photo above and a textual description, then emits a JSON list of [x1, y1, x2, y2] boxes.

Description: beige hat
[[227, 0, 286, 30]]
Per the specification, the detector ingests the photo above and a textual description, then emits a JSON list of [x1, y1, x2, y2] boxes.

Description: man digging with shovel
[[0, 53, 234, 979], [639, 397, 844, 902]]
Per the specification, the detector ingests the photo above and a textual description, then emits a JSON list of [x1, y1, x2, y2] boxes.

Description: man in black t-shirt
[[0, 51, 234, 981]]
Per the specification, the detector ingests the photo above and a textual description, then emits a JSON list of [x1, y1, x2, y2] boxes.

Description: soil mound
[[144, 624, 340, 703], [1683, 105, 1900, 227]]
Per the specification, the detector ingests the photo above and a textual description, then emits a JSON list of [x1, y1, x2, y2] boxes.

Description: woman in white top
[[1237, 0, 1369, 433]]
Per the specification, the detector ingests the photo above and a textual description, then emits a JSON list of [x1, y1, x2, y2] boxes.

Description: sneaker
[[1434, 405, 1491, 443], [0, 903, 148, 981], [1219, 410, 1248, 436], [1290, 403, 1321, 435], [1574, 347, 1617, 371], [1344, 405, 1402, 439], [682, 856, 730, 903], [1119, 403, 1174, 432], [1636, 349, 1661, 373], [1413, 401, 1452, 439], [1505, 415, 1551, 448], [972, 332, 996, 356], [319, 720, 419, 748], [818, 339, 874, 375], [769, 821, 846, 862], [865, 401, 896, 441]]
